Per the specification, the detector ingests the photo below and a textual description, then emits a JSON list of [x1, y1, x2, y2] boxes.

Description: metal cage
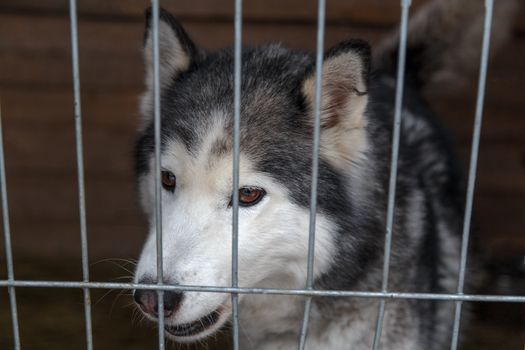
[[1, 0, 524, 350]]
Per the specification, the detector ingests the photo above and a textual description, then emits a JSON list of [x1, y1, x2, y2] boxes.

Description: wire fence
[[2, 0, 524, 349]]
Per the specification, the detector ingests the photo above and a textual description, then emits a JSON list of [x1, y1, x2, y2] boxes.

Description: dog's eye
[[161, 171, 176, 192], [234, 186, 266, 207]]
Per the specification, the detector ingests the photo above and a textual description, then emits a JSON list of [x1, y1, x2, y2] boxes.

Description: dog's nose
[[133, 289, 183, 318]]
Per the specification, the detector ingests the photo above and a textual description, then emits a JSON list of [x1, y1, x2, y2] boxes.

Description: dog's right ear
[[143, 7, 199, 90], [140, 8, 201, 127]]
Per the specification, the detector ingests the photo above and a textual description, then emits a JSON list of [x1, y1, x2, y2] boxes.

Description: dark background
[[0, 0, 524, 349]]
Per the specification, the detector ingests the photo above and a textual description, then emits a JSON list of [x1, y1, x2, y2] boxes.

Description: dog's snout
[[134, 289, 183, 318], [133, 289, 156, 315], [162, 290, 184, 316]]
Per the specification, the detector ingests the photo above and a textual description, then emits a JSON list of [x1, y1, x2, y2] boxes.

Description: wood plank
[[2, 86, 525, 146], [458, 146, 525, 195], [8, 220, 147, 259], [4, 189, 524, 259], [1, 13, 523, 93], [1, 0, 524, 34], [0, 113, 523, 194], [0, 13, 389, 53], [1, 90, 142, 127], [0, 14, 388, 90], [1, 123, 523, 202], [6, 169, 523, 222], [0, 110, 522, 217], [5, 175, 140, 223], [474, 194, 525, 254], [0, 0, 427, 26], [434, 97, 525, 145], [1, 123, 134, 176]]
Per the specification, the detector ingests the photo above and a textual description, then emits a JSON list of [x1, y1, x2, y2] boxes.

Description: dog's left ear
[[302, 39, 371, 170]]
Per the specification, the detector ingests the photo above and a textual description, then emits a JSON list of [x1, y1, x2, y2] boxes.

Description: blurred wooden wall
[[0, 0, 523, 266]]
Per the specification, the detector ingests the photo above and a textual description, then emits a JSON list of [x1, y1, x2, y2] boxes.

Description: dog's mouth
[[165, 307, 223, 338]]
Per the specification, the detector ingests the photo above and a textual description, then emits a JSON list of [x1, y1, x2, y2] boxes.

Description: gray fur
[[133, 1, 516, 348]]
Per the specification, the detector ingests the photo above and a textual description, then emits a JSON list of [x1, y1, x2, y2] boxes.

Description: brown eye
[[236, 186, 266, 207], [161, 171, 176, 192]]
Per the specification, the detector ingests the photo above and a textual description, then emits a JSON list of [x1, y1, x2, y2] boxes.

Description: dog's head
[[133, 7, 372, 342]]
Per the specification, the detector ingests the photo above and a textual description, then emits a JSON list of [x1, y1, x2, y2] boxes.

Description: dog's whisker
[[92, 257, 137, 267], [93, 288, 117, 307], [109, 289, 133, 316], [112, 275, 134, 281]]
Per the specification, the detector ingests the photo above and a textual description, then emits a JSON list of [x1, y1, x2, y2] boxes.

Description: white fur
[[134, 116, 338, 343], [239, 297, 420, 349]]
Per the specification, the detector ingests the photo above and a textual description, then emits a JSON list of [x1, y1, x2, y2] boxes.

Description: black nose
[[133, 289, 183, 318]]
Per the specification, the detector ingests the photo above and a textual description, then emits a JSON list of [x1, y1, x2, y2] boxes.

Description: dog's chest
[[238, 296, 382, 349], [239, 294, 303, 342]]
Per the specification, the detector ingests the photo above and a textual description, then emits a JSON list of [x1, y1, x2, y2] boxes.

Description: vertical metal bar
[[297, 1, 326, 348], [150, 1, 165, 349], [68, 1, 94, 349], [372, 0, 411, 349], [450, 1, 494, 349], [0, 105, 21, 350], [231, 0, 243, 349]]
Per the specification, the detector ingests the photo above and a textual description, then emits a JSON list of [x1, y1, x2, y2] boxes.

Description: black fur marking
[[134, 124, 154, 177]]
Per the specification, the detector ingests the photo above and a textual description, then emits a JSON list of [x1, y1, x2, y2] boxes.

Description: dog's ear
[[143, 7, 200, 89], [140, 8, 202, 127], [302, 39, 371, 170]]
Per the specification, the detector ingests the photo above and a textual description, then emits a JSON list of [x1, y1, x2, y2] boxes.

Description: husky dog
[[132, 1, 516, 349]]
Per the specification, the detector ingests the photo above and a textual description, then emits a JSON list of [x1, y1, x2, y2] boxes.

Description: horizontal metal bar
[[0, 280, 523, 303]]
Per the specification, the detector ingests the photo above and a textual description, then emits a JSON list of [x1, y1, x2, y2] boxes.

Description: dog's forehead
[[161, 116, 248, 185], [158, 66, 312, 166], [161, 46, 312, 135]]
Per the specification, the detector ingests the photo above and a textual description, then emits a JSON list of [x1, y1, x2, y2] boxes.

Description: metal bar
[[0, 105, 21, 349], [450, 1, 494, 349], [298, 299, 313, 350], [1, 280, 524, 303], [68, 1, 94, 349], [231, 0, 243, 349], [297, 0, 326, 348], [372, 0, 412, 348], [150, 1, 165, 349]]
